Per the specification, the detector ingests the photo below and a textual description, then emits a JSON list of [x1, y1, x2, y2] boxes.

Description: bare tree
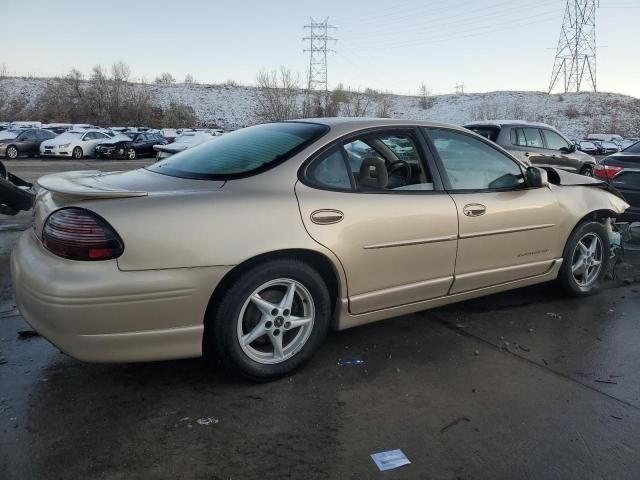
[[418, 83, 435, 110], [0, 63, 7, 78], [163, 102, 197, 127], [155, 72, 176, 85], [184, 74, 197, 84], [342, 89, 372, 117], [255, 67, 301, 121], [375, 91, 395, 118]]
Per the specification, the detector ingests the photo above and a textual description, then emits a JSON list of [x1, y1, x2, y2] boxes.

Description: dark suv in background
[[464, 120, 596, 176]]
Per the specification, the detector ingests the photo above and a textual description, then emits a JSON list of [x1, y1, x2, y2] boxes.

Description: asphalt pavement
[[1, 159, 640, 479]]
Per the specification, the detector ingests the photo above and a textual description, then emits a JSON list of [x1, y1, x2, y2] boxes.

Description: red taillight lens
[[42, 208, 124, 261], [593, 164, 624, 181]]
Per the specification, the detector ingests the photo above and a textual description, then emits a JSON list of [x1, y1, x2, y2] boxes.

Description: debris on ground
[[611, 415, 623, 420], [594, 379, 618, 385], [440, 416, 471, 434], [546, 312, 563, 320], [527, 328, 534, 333], [0, 354, 7, 365], [17, 330, 39, 339], [370, 449, 411, 472], [519, 345, 531, 353], [337, 359, 365, 367], [455, 324, 466, 328], [542, 359, 549, 366], [473, 350, 479, 356], [196, 417, 219, 426]]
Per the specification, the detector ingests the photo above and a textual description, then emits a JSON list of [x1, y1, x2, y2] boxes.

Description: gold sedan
[[10, 119, 628, 379]]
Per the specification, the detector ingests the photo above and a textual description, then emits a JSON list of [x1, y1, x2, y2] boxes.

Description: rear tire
[[127, 148, 136, 160], [207, 258, 331, 381], [556, 221, 608, 296], [580, 164, 594, 177]]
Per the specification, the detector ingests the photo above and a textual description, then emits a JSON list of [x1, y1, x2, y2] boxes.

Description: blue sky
[[1, 0, 639, 96]]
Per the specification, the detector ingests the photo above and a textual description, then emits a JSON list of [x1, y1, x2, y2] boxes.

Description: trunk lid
[[33, 168, 224, 237]]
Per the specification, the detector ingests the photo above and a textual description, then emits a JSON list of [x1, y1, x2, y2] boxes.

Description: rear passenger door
[[509, 127, 548, 167], [296, 128, 459, 315], [425, 127, 564, 293]]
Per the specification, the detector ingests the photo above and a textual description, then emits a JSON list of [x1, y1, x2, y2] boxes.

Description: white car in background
[[153, 131, 215, 159], [40, 130, 111, 159]]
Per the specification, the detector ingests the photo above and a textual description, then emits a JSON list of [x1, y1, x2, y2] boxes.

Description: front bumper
[[40, 148, 72, 157], [11, 231, 232, 362]]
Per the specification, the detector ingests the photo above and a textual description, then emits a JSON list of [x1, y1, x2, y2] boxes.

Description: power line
[[303, 18, 336, 92], [548, 0, 598, 93]]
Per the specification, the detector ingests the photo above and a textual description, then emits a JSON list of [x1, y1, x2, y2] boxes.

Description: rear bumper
[[11, 231, 232, 362]]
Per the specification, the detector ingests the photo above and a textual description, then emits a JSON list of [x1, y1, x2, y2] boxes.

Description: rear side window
[[624, 141, 640, 153], [306, 146, 352, 190], [511, 127, 543, 148], [149, 122, 328, 179]]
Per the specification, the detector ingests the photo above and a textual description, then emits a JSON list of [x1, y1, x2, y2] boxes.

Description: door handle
[[310, 209, 344, 225], [463, 204, 486, 217]]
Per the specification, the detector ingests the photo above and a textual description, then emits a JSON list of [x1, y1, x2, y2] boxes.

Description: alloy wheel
[[127, 148, 136, 160], [73, 147, 82, 159], [6, 146, 18, 159], [571, 232, 603, 287], [236, 278, 315, 365]]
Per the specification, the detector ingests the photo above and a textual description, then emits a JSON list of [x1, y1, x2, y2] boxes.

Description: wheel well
[[203, 249, 341, 326], [578, 209, 618, 224]]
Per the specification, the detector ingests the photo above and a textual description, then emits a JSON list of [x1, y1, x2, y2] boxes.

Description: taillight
[[593, 163, 624, 181], [42, 208, 124, 261]]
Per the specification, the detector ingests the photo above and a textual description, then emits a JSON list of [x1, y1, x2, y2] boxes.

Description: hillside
[[2, 77, 639, 138]]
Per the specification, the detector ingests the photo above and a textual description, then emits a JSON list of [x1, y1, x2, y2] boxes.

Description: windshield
[[148, 122, 328, 179], [623, 140, 640, 153]]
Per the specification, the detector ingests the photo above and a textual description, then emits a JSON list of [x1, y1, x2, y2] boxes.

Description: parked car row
[[0, 123, 225, 160]]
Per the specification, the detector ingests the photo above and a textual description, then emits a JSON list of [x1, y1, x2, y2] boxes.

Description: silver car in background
[[465, 120, 596, 177]]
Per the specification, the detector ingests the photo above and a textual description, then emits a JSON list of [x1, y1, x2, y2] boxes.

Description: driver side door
[[425, 127, 566, 294]]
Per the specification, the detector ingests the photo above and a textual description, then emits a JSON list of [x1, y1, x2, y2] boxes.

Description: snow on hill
[[2, 77, 639, 138]]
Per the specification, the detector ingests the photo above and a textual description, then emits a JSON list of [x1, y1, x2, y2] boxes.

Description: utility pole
[[548, 0, 598, 93], [303, 18, 336, 92]]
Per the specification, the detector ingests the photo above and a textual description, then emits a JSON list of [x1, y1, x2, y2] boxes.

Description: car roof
[[289, 117, 466, 132], [463, 120, 556, 129]]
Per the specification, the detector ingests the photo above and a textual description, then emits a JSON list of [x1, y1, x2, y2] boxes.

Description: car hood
[[41, 136, 80, 147], [37, 168, 225, 199], [543, 167, 626, 202]]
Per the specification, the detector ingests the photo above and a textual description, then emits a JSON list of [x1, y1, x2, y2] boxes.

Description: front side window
[[542, 129, 570, 150], [149, 122, 328, 179], [427, 128, 524, 191]]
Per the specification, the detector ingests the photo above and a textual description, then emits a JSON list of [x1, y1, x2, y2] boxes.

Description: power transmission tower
[[303, 18, 336, 92], [548, 0, 598, 93]]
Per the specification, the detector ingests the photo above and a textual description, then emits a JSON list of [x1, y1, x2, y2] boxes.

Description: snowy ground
[[2, 77, 639, 139]]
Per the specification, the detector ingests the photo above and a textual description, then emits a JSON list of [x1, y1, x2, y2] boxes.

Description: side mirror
[[526, 166, 549, 188]]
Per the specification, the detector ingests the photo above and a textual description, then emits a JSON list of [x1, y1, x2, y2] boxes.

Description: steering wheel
[[387, 159, 412, 186]]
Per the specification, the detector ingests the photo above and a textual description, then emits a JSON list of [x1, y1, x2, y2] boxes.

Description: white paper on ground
[[370, 449, 411, 471]]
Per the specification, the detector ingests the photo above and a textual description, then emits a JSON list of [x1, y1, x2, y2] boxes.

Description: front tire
[[556, 221, 608, 296], [6, 146, 18, 160], [126, 147, 136, 160], [72, 147, 83, 159], [208, 258, 331, 380]]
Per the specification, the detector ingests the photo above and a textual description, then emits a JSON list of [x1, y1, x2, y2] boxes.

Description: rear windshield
[[147, 122, 328, 179], [465, 126, 500, 142], [623, 141, 640, 153]]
